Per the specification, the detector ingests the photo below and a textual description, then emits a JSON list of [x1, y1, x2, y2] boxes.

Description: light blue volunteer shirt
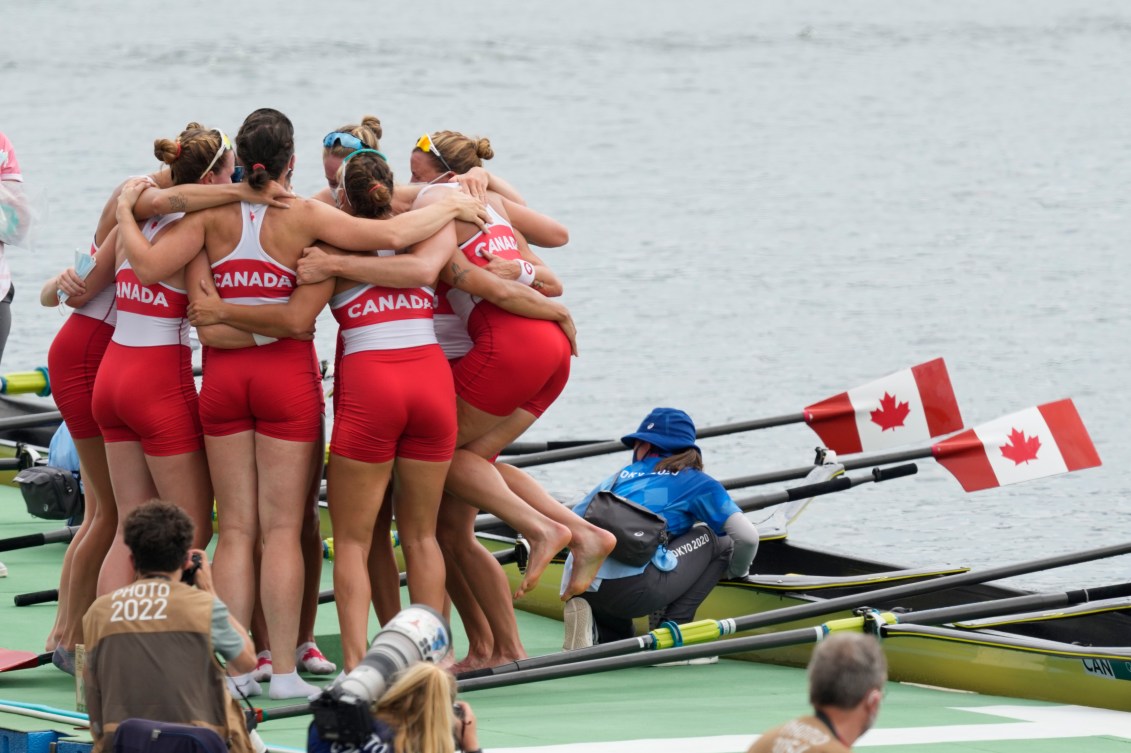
[[564, 454, 740, 591]]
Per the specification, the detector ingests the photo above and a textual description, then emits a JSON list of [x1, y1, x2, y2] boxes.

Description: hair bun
[[475, 138, 494, 161]]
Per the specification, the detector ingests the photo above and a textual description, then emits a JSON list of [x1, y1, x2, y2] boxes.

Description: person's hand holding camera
[[183, 549, 214, 594], [453, 701, 480, 753]]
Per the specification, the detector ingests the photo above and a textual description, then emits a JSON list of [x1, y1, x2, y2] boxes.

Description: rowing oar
[[721, 399, 1101, 494], [0, 526, 78, 553], [472, 463, 918, 534], [0, 650, 52, 673], [0, 410, 63, 432], [315, 547, 520, 605], [456, 579, 1131, 691], [456, 536, 1131, 682], [13, 589, 58, 607], [506, 359, 961, 468]]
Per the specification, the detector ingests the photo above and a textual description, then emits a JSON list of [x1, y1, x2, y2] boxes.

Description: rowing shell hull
[[476, 535, 1131, 712]]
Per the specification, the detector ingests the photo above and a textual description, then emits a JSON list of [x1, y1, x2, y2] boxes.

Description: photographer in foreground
[[308, 662, 481, 753], [83, 500, 256, 753]]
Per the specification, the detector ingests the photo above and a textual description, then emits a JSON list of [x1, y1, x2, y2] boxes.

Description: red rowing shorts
[[48, 314, 114, 440], [331, 345, 456, 463], [454, 304, 571, 418], [199, 338, 324, 442], [91, 342, 203, 456]]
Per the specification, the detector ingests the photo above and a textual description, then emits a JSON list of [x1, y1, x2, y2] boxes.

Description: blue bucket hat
[[620, 407, 701, 454]]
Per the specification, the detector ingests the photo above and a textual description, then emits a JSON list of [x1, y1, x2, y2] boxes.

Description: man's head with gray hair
[[808, 633, 887, 709]]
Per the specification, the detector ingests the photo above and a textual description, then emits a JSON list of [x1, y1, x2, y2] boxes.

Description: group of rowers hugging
[[39, 107, 618, 700]]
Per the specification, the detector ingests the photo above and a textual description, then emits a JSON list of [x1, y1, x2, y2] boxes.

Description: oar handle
[[724, 447, 933, 489], [0, 410, 63, 431], [734, 464, 919, 514], [507, 413, 806, 468], [14, 589, 58, 607]]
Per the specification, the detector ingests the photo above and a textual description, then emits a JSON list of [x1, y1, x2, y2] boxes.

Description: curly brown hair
[[124, 500, 195, 573]]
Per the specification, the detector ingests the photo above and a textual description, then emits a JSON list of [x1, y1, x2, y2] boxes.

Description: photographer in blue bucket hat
[[561, 407, 761, 649]]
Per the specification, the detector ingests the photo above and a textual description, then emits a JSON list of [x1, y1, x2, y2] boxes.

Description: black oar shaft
[[464, 539, 1131, 679], [730, 540, 1131, 634], [0, 526, 78, 553], [733, 464, 918, 514], [459, 579, 1131, 692], [0, 410, 63, 431], [14, 589, 59, 607], [458, 625, 822, 691], [894, 581, 1131, 627], [723, 448, 932, 490], [507, 413, 806, 468]]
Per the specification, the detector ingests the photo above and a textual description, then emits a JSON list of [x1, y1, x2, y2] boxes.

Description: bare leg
[[391, 456, 448, 610], [56, 436, 118, 650], [443, 548, 495, 672], [98, 441, 160, 593], [298, 441, 325, 646], [450, 399, 570, 597], [208, 432, 259, 630], [147, 449, 214, 551], [257, 434, 318, 682], [327, 452, 392, 671], [437, 495, 526, 670], [496, 463, 615, 598], [369, 490, 401, 625]]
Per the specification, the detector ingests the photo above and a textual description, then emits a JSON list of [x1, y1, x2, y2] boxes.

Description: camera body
[[181, 553, 203, 586], [311, 605, 452, 746]]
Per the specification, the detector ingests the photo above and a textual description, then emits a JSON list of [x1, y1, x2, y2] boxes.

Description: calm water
[[3, 0, 1129, 591]]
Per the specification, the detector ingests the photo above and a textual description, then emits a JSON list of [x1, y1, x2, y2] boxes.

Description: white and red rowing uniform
[[48, 240, 116, 439], [433, 196, 571, 419], [198, 202, 323, 442], [91, 213, 203, 455], [328, 249, 456, 463]]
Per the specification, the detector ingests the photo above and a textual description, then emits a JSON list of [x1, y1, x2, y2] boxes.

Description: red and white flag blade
[[932, 399, 1101, 492], [803, 358, 963, 454]]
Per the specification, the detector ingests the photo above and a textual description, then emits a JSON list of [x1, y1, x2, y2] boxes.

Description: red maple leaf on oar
[[870, 392, 911, 431], [1000, 428, 1041, 465]]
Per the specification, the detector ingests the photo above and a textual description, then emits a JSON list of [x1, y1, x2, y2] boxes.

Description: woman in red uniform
[[60, 126, 245, 607], [117, 108, 488, 698], [37, 129, 288, 674], [413, 131, 616, 668], [191, 148, 577, 670]]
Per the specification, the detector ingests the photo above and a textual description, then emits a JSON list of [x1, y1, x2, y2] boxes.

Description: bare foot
[[515, 522, 571, 599], [562, 525, 617, 599], [451, 654, 494, 674]]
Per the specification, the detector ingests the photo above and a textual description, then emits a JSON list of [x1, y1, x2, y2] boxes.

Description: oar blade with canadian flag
[[931, 398, 1101, 492], [803, 358, 964, 455]]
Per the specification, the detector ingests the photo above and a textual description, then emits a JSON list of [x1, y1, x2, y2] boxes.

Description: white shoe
[[251, 651, 272, 682], [296, 642, 336, 674], [562, 597, 595, 651], [226, 673, 262, 698], [0, 561, 7, 578]]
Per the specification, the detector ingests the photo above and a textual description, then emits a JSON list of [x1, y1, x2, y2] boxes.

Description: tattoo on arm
[[451, 261, 470, 288]]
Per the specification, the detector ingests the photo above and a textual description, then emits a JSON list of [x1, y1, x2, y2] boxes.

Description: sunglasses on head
[[323, 131, 366, 152], [200, 129, 234, 181], [416, 133, 453, 174], [231, 165, 244, 183]]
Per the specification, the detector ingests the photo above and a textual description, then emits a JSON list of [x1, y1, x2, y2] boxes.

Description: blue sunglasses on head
[[323, 131, 366, 151]]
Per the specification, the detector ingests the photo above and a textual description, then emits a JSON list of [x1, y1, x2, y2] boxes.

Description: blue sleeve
[[691, 477, 741, 534], [571, 471, 618, 518]]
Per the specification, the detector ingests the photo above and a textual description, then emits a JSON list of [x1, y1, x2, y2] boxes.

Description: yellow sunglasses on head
[[416, 133, 453, 173], [200, 129, 234, 180]]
